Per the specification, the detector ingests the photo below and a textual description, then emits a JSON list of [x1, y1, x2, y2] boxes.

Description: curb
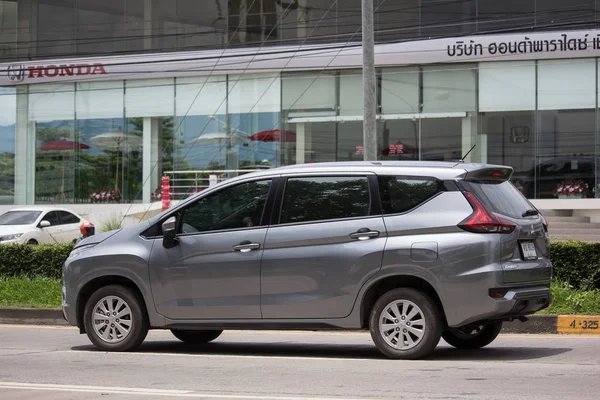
[[1, 308, 599, 335]]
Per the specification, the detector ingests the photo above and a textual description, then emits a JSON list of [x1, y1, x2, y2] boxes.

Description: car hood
[[0, 225, 33, 235], [75, 229, 122, 248]]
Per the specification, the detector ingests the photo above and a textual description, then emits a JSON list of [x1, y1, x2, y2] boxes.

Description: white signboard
[[1, 29, 600, 85]]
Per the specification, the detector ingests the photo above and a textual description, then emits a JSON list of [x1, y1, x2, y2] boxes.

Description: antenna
[[458, 144, 477, 163]]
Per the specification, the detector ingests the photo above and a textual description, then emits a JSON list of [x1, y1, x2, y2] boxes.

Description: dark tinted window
[[43, 211, 61, 226], [378, 176, 443, 214], [477, 0, 535, 33], [58, 211, 80, 225], [461, 180, 534, 219], [179, 180, 271, 234], [0, 211, 42, 225], [280, 176, 370, 224]]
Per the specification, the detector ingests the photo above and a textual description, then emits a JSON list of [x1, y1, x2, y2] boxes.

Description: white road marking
[[0, 382, 372, 400]]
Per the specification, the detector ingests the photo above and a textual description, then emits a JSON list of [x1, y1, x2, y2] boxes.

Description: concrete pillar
[[295, 123, 305, 164], [14, 87, 35, 205], [143, 117, 162, 203], [461, 112, 478, 162]]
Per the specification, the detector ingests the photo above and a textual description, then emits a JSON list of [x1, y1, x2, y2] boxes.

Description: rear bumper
[[450, 286, 553, 328]]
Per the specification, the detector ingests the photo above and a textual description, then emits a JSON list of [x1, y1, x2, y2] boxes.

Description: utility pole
[[362, 0, 377, 161]]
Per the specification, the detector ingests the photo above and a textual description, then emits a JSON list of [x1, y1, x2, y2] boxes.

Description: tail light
[[540, 213, 548, 232], [458, 192, 516, 234]]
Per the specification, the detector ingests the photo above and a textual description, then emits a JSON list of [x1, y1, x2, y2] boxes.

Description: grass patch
[[537, 280, 600, 315], [0, 277, 61, 308]]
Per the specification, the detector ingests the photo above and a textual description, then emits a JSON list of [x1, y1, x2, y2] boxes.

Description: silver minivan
[[62, 161, 552, 359]]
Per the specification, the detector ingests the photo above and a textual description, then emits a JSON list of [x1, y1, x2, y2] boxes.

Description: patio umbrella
[[249, 129, 296, 142], [90, 128, 143, 199], [39, 139, 90, 202], [193, 131, 246, 166]]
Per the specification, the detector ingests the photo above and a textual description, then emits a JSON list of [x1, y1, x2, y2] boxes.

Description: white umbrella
[[192, 131, 246, 167], [90, 128, 143, 199]]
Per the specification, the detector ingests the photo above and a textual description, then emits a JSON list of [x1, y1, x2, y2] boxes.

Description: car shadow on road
[[71, 340, 572, 361]]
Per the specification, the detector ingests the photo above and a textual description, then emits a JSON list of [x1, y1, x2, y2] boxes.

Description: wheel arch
[[359, 274, 447, 329], [76, 275, 147, 333]]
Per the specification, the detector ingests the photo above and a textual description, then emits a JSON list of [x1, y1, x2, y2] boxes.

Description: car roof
[[229, 161, 512, 182]]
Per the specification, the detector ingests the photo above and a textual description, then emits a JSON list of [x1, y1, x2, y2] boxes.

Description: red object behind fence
[[161, 176, 171, 211]]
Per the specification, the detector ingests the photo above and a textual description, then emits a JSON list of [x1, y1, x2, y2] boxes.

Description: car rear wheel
[[442, 321, 503, 349], [370, 288, 442, 360], [83, 285, 149, 352], [171, 329, 223, 344]]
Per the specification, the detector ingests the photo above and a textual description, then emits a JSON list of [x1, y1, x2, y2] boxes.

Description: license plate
[[520, 242, 537, 260]]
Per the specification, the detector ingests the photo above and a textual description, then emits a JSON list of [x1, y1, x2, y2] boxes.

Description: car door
[[39, 211, 62, 244], [260, 173, 387, 319], [57, 211, 81, 242], [148, 178, 275, 320]]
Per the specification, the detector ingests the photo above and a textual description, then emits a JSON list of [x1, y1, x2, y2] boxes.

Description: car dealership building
[[1, 0, 600, 222]]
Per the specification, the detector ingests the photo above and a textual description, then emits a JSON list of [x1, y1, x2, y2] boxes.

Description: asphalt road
[[0, 325, 599, 400]]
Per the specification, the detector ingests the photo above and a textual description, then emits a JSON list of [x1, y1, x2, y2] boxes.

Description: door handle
[[349, 228, 380, 240], [232, 240, 261, 253]]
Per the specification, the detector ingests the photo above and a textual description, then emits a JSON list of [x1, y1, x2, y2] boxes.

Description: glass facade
[[0, 0, 599, 61], [1, 58, 600, 204]]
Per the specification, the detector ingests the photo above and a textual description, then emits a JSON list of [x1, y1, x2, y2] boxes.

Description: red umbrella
[[39, 139, 90, 202], [249, 130, 296, 142], [40, 139, 90, 151]]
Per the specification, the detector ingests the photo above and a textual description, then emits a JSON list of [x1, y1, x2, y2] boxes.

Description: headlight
[[0, 233, 23, 242], [68, 243, 97, 259]]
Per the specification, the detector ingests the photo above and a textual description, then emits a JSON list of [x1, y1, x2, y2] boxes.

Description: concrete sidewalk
[[2, 307, 598, 335]]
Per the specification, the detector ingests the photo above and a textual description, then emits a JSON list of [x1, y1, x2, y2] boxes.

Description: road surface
[[0, 324, 599, 399]]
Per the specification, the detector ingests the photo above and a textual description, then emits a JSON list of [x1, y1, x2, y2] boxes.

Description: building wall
[[1, 0, 599, 61]]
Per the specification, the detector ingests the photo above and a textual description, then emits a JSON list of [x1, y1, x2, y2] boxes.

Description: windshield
[[0, 211, 42, 225], [461, 181, 534, 219]]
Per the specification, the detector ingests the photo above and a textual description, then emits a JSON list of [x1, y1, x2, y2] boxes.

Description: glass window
[[282, 72, 337, 112], [175, 76, 227, 116], [42, 211, 60, 226], [422, 64, 476, 113], [0, 0, 18, 59], [537, 110, 595, 199], [57, 211, 80, 224], [339, 71, 363, 116], [420, 117, 464, 162], [179, 179, 272, 233], [479, 62, 536, 112], [76, 81, 124, 120], [0, 210, 42, 225], [0, 87, 16, 205], [125, 79, 174, 117], [460, 181, 534, 219], [482, 111, 535, 198], [29, 83, 76, 122], [477, 0, 535, 34], [280, 176, 370, 224], [77, 1, 125, 55], [37, 0, 77, 57], [378, 176, 443, 214], [535, 0, 595, 30], [375, 0, 420, 42], [537, 60, 596, 110], [420, 0, 476, 38], [228, 73, 281, 114], [381, 67, 419, 115]]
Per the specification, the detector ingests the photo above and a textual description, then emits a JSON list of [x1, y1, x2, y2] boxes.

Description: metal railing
[[164, 169, 263, 199]]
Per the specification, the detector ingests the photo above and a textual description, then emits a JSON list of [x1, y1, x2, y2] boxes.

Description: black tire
[[83, 285, 149, 352], [442, 321, 503, 350], [369, 288, 443, 360], [171, 329, 223, 344], [27, 239, 38, 245]]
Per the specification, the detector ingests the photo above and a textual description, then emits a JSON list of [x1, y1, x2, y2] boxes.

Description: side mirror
[[162, 216, 178, 249], [39, 220, 51, 228]]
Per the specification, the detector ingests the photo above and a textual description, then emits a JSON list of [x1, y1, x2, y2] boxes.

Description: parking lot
[[1, 325, 599, 400]]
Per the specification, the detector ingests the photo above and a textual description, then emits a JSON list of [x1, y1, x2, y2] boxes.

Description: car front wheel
[[83, 285, 149, 352], [442, 321, 503, 349], [370, 288, 443, 360], [171, 329, 223, 344]]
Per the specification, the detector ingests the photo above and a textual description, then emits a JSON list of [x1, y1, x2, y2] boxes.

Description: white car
[[0, 207, 86, 245]]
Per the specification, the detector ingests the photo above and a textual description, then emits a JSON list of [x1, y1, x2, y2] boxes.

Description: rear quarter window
[[460, 180, 534, 219], [378, 176, 444, 215]]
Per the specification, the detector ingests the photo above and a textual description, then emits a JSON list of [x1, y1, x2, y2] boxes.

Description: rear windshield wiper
[[522, 209, 539, 217]]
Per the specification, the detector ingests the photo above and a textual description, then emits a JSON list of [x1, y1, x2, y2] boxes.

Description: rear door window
[[377, 176, 444, 214], [460, 180, 534, 219], [279, 176, 370, 224]]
